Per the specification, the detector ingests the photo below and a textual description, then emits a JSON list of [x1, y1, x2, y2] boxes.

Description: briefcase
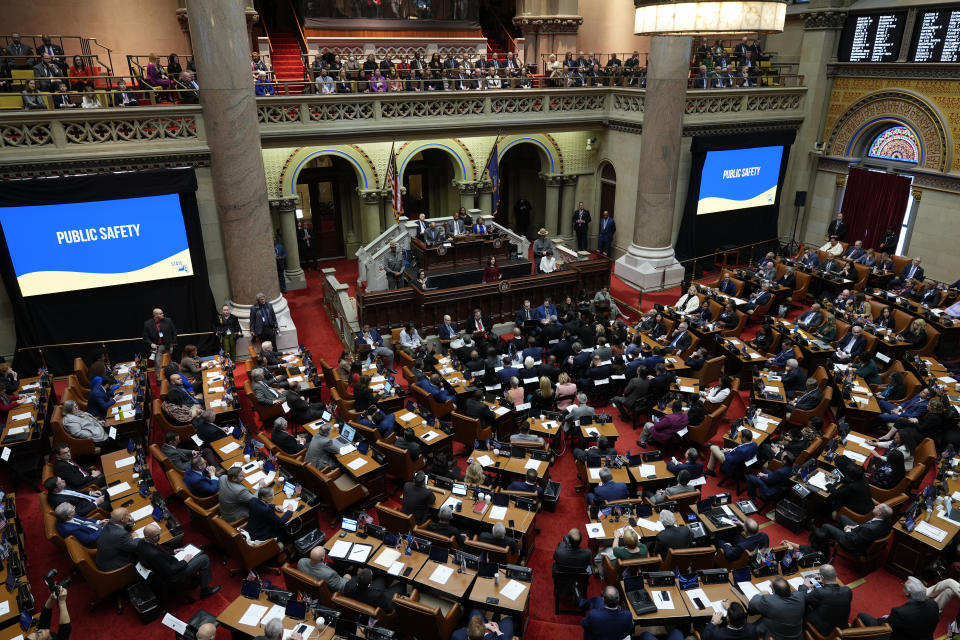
[[541, 480, 561, 512], [293, 528, 326, 556], [774, 499, 808, 534], [128, 581, 161, 624]]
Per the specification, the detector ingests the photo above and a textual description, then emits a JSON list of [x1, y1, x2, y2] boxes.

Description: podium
[[412, 235, 512, 272]]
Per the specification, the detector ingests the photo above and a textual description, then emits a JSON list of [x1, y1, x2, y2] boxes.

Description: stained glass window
[[867, 125, 920, 163]]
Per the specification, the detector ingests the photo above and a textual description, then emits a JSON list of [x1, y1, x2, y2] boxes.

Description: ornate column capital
[[836, 175, 846, 188], [912, 188, 923, 201], [455, 180, 480, 195], [512, 15, 583, 34], [800, 11, 847, 31], [540, 173, 563, 188], [357, 188, 386, 204], [270, 197, 299, 211], [561, 175, 579, 187]]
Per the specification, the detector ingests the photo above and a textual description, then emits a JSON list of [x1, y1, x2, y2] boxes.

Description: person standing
[[249, 293, 279, 347], [597, 210, 616, 256], [573, 201, 591, 251], [142, 308, 177, 379], [383, 241, 406, 289], [827, 212, 847, 241], [514, 197, 532, 238], [215, 304, 242, 361], [533, 229, 554, 273], [297, 221, 316, 271]]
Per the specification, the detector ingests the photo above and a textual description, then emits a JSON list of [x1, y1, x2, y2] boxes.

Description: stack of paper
[[429, 565, 454, 584], [638, 464, 656, 476], [915, 521, 947, 542], [475, 455, 494, 467], [500, 579, 526, 601], [238, 603, 269, 627], [585, 523, 605, 539], [737, 581, 762, 600], [329, 540, 352, 559], [489, 506, 508, 520]]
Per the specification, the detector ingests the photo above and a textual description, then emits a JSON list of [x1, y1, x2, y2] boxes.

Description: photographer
[[27, 586, 71, 640]]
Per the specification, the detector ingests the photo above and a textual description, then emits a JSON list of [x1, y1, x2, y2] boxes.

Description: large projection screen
[[696, 146, 785, 215], [0, 194, 194, 297]]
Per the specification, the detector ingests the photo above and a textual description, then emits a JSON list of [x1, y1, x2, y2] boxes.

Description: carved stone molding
[[683, 119, 803, 137], [561, 175, 579, 187], [271, 197, 299, 211], [175, 8, 189, 33], [827, 63, 960, 80], [455, 181, 480, 195], [817, 155, 960, 195], [0, 152, 210, 180], [540, 174, 563, 188], [912, 188, 923, 201], [801, 11, 847, 31], [512, 15, 583, 34], [357, 188, 386, 203], [836, 175, 847, 188], [607, 121, 643, 135]]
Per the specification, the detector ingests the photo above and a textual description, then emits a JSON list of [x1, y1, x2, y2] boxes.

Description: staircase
[[269, 29, 306, 94], [482, 26, 505, 60]]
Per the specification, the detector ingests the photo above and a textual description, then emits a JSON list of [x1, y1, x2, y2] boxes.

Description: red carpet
[[270, 30, 306, 95], [10, 258, 955, 639]]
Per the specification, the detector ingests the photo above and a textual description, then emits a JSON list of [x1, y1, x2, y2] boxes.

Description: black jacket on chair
[[886, 599, 939, 640], [400, 482, 435, 524], [800, 583, 852, 635], [552, 538, 591, 570]]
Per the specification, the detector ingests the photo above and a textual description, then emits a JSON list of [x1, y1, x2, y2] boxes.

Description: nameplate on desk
[[522, 378, 537, 385], [7, 413, 30, 423], [208, 399, 224, 408], [106, 482, 131, 497], [131, 505, 154, 521], [515, 403, 531, 411], [207, 386, 225, 393], [204, 370, 220, 378]]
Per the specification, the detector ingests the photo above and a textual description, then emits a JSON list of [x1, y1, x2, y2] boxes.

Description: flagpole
[[382, 140, 396, 192]]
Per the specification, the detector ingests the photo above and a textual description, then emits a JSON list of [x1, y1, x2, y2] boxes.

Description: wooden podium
[[412, 235, 511, 272]]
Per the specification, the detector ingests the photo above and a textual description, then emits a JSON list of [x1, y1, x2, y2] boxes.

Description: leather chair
[[152, 397, 196, 443], [451, 411, 492, 450], [149, 443, 177, 475], [721, 311, 748, 338], [319, 358, 337, 390], [331, 592, 398, 629], [378, 438, 425, 482], [244, 379, 285, 425], [792, 271, 811, 304], [67, 375, 90, 400], [304, 465, 369, 525], [209, 515, 284, 576], [39, 493, 69, 553], [552, 565, 590, 615], [687, 405, 724, 447], [402, 365, 417, 388], [914, 437, 936, 469], [73, 357, 92, 388], [785, 385, 832, 426], [601, 554, 661, 587], [646, 490, 701, 517], [694, 356, 725, 388], [281, 563, 336, 607], [51, 405, 98, 456], [679, 334, 701, 360], [65, 536, 138, 610], [911, 324, 940, 357], [412, 522, 460, 549], [61, 387, 88, 411], [166, 467, 218, 510], [182, 496, 224, 547], [410, 383, 455, 419], [660, 546, 716, 571], [350, 420, 382, 445], [805, 621, 892, 640], [704, 378, 739, 415], [832, 530, 892, 573], [393, 589, 462, 640], [376, 502, 416, 533], [837, 495, 908, 525], [330, 388, 361, 423], [463, 536, 519, 565], [870, 465, 926, 504]]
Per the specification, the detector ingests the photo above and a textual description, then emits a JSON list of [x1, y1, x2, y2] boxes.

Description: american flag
[[387, 143, 403, 222], [486, 138, 501, 218]]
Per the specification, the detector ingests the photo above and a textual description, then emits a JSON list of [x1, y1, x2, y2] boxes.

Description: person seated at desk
[[759, 261, 778, 282], [827, 462, 874, 517], [650, 469, 695, 504], [184, 457, 220, 497], [857, 248, 878, 267], [506, 468, 543, 496], [661, 321, 692, 354], [822, 502, 893, 556], [412, 213, 428, 239], [746, 453, 797, 503], [587, 467, 628, 505], [358, 405, 396, 439], [897, 318, 928, 349], [54, 502, 105, 546], [579, 354, 612, 389], [833, 324, 866, 363], [820, 236, 844, 256], [343, 567, 404, 612], [356, 324, 396, 373], [539, 250, 558, 274], [416, 373, 456, 404], [667, 447, 703, 479], [768, 340, 796, 369], [842, 240, 865, 262], [426, 450, 461, 481], [890, 257, 925, 288], [190, 410, 228, 449], [304, 423, 339, 470], [163, 374, 202, 425], [453, 610, 516, 640], [45, 476, 106, 517], [675, 285, 701, 314], [719, 517, 769, 561], [799, 249, 820, 269], [477, 521, 519, 555], [394, 427, 424, 462], [86, 376, 118, 420], [178, 344, 207, 393], [510, 419, 543, 445], [463, 388, 499, 430], [61, 400, 109, 447], [611, 527, 648, 563], [425, 505, 466, 546], [778, 266, 796, 289], [53, 443, 105, 489], [788, 377, 822, 410], [297, 545, 350, 592], [447, 209, 468, 237], [867, 447, 906, 491], [653, 509, 694, 555], [472, 216, 491, 234], [717, 302, 739, 331], [553, 528, 591, 569], [398, 322, 424, 355], [423, 221, 445, 246], [247, 486, 294, 542], [717, 273, 739, 295], [742, 282, 772, 313], [876, 386, 932, 430], [794, 564, 852, 635], [95, 508, 138, 572], [748, 325, 773, 353], [691, 298, 714, 326], [821, 255, 843, 274], [705, 429, 757, 477], [580, 586, 634, 640], [482, 256, 502, 283], [748, 577, 806, 640], [856, 577, 939, 640], [797, 303, 825, 330], [637, 399, 688, 447], [137, 522, 221, 599], [161, 431, 198, 472], [270, 417, 305, 455], [701, 601, 759, 640]]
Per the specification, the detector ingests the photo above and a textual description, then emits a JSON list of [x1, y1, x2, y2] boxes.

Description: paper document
[[106, 482, 131, 497], [637, 464, 656, 476], [915, 521, 947, 543], [388, 561, 405, 576], [161, 613, 189, 635], [238, 603, 269, 627], [373, 548, 401, 568], [347, 458, 367, 471], [283, 627, 315, 640], [494, 406, 509, 416], [6, 427, 27, 436], [476, 455, 494, 467], [283, 499, 298, 512], [755, 580, 773, 594], [540, 420, 557, 429], [807, 472, 829, 491], [220, 442, 241, 455], [586, 523, 605, 539], [737, 581, 762, 600], [488, 506, 508, 521], [688, 476, 707, 486], [329, 540, 352, 559], [845, 434, 867, 446], [175, 544, 202, 561], [844, 451, 867, 464], [245, 471, 266, 485], [115, 456, 136, 468], [653, 590, 675, 610], [763, 386, 779, 394], [500, 579, 526, 601], [8, 413, 30, 423], [135, 562, 151, 579], [635, 517, 664, 532], [348, 544, 372, 562], [111, 404, 134, 415], [208, 399, 225, 409], [787, 577, 804, 590], [441, 497, 462, 512], [684, 588, 710, 610], [422, 430, 440, 441], [679, 385, 695, 393], [429, 564, 454, 585], [588, 468, 601, 481], [262, 604, 286, 627], [516, 403, 531, 411], [400, 412, 418, 422], [131, 505, 154, 521], [524, 459, 542, 471]]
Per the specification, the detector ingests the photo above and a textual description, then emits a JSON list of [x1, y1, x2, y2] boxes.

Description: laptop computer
[[623, 575, 657, 615], [335, 425, 356, 447], [429, 546, 448, 564], [285, 600, 307, 620], [341, 517, 358, 533]]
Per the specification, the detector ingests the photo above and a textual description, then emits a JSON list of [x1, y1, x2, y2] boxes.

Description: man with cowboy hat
[[533, 228, 554, 273]]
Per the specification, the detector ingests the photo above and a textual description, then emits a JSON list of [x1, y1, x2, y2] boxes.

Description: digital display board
[[911, 7, 960, 62], [837, 12, 907, 62], [696, 146, 785, 215]]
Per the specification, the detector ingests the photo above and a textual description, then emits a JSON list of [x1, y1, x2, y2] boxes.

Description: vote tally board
[[837, 11, 907, 63]]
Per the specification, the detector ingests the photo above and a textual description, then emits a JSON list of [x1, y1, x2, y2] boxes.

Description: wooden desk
[[527, 416, 562, 442], [721, 417, 773, 450], [833, 371, 881, 431], [751, 373, 788, 412], [414, 560, 476, 600], [627, 460, 675, 489], [394, 409, 453, 456], [589, 512, 668, 544], [585, 464, 631, 487], [670, 377, 701, 395], [325, 531, 383, 566], [816, 430, 875, 469], [126, 493, 179, 545], [682, 582, 747, 619], [691, 502, 750, 536], [101, 449, 140, 477], [368, 544, 428, 582], [482, 502, 536, 536], [579, 421, 620, 445], [625, 584, 690, 624], [412, 235, 510, 273], [217, 592, 335, 640], [887, 510, 960, 578], [468, 571, 530, 627]]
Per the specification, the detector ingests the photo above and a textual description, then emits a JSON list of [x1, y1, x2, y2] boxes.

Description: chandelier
[[634, 0, 787, 35]]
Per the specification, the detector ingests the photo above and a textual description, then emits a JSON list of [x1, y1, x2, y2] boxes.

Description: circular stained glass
[[867, 125, 920, 163]]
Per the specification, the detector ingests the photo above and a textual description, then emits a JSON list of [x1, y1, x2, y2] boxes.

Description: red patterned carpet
[[10, 258, 953, 639]]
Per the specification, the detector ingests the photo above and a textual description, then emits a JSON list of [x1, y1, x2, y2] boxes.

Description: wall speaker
[[794, 191, 807, 207]]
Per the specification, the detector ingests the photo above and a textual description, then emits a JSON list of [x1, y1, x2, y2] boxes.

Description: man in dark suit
[[184, 457, 220, 497], [356, 324, 395, 371], [856, 577, 939, 640], [833, 325, 866, 362], [742, 282, 772, 313], [781, 361, 806, 398], [702, 601, 759, 640], [424, 221, 445, 246], [342, 567, 401, 612], [893, 257, 924, 285], [667, 448, 703, 479], [282, 381, 325, 424], [270, 417, 305, 454], [553, 529, 591, 569], [662, 322, 692, 354], [538, 354, 561, 383], [746, 455, 796, 503], [587, 468, 628, 505], [573, 202, 591, 251], [415, 374, 456, 404], [717, 274, 738, 295], [719, 517, 769, 561], [777, 267, 796, 290], [425, 505, 466, 546], [53, 443, 105, 489], [478, 522, 519, 553], [249, 293, 279, 346], [597, 210, 616, 256], [142, 307, 177, 378], [706, 430, 757, 477], [748, 577, 805, 640], [438, 315, 458, 346], [654, 509, 694, 555], [53, 502, 105, 546], [161, 432, 197, 472], [579, 354, 611, 389], [467, 308, 493, 342], [394, 428, 424, 461], [799, 564, 851, 635], [95, 508, 139, 571], [193, 410, 230, 446], [463, 389, 498, 431], [827, 213, 847, 240], [112, 78, 139, 106], [580, 586, 633, 640], [246, 486, 294, 541], [400, 471, 435, 524], [842, 240, 864, 262], [693, 64, 712, 89], [822, 503, 892, 554], [789, 378, 823, 410], [44, 476, 106, 517], [136, 523, 221, 598], [506, 468, 543, 496], [32, 52, 61, 92]]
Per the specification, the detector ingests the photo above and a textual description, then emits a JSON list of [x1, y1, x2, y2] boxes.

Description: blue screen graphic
[[0, 194, 193, 296], [697, 146, 784, 215]]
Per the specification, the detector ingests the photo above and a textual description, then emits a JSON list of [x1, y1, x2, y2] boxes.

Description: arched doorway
[[296, 155, 359, 259], [402, 149, 458, 217], [499, 143, 544, 238], [599, 162, 617, 221]]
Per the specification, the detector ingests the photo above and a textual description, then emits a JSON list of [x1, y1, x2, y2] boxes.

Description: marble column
[[834, 174, 847, 214], [558, 175, 578, 242], [614, 36, 690, 292], [275, 197, 306, 290], [456, 181, 479, 212], [903, 188, 922, 253], [358, 189, 383, 243], [542, 174, 562, 236], [477, 183, 493, 218], [186, 0, 297, 348]]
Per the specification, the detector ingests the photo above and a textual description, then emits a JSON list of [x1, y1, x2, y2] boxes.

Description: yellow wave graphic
[[697, 185, 778, 215], [18, 249, 193, 297]]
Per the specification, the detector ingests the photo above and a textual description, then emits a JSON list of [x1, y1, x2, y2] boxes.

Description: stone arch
[[827, 90, 951, 172], [279, 144, 379, 196], [397, 139, 474, 182], [499, 133, 563, 174]]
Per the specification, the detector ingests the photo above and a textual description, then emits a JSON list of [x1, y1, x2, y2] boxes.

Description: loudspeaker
[[794, 191, 807, 207]]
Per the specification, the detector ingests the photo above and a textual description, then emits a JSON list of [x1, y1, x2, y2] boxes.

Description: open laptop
[[623, 575, 657, 615], [335, 424, 357, 447]]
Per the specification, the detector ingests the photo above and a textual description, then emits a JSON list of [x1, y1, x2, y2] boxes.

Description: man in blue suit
[[627, 348, 666, 375], [800, 249, 820, 269], [597, 210, 616, 256], [54, 502, 104, 546], [356, 324, 396, 372], [742, 282, 772, 313], [497, 356, 520, 385], [746, 454, 796, 502], [768, 339, 796, 368], [358, 406, 397, 438], [415, 374, 456, 404], [892, 257, 924, 286], [833, 325, 866, 362], [521, 338, 543, 363], [581, 586, 634, 640], [877, 387, 932, 425], [569, 344, 593, 377], [662, 321, 692, 354], [706, 429, 757, 476], [451, 610, 515, 640], [184, 458, 219, 497], [842, 240, 864, 262], [247, 486, 294, 541], [781, 359, 806, 397], [579, 354, 612, 389], [667, 447, 703, 479], [536, 298, 558, 322], [587, 468, 629, 505], [506, 468, 543, 496], [717, 273, 738, 296]]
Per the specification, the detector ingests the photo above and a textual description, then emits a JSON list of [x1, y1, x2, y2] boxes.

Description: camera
[[42, 569, 71, 597]]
